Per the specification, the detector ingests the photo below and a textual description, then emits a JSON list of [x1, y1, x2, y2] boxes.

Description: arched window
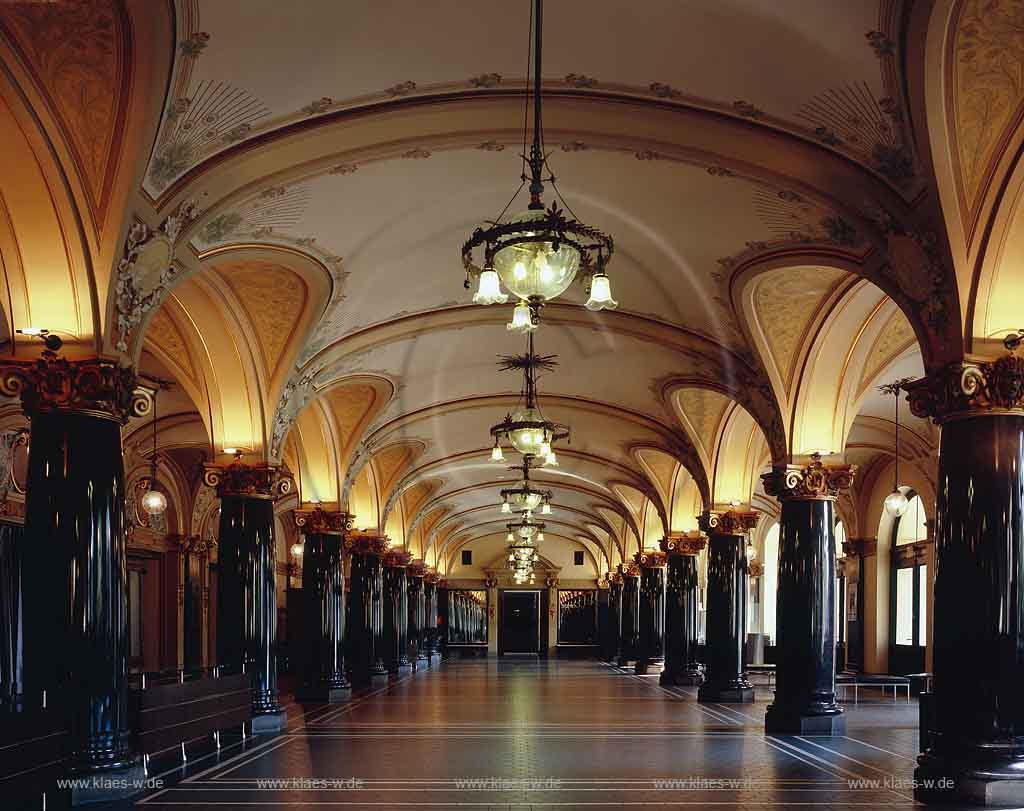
[[762, 523, 780, 644], [892, 491, 928, 669]]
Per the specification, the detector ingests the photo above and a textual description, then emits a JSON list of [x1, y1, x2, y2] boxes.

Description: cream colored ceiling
[[121, 0, 949, 563]]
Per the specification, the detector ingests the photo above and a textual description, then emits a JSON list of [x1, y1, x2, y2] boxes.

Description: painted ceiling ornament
[[761, 453, 856, 502], [269, 369, 316, 462], [488, 331, 569, 467], [698, 509, 760, 536], [293, 506, 354, 535], [114, 199, 200, 353], [904, 348, 1024, 424], [461, 0, 616, 330], [660, 530, 707, 556]]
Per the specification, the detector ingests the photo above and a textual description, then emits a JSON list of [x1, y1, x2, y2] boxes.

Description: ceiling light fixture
[[489, 332, 568, 466], [139, 384, 169, 517], [879, 379, 913, 517], [499, 457, 553, 516], [461, 0, 616, 330]]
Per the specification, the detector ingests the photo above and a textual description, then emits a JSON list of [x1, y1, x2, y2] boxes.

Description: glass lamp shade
[[490, 443, 505, 462], [141, 486, 168, 516], [291, 542, 303, 557], [540, 502, 552, 515], [536, 531, 544, 542], [508, 410, 548, 455], [506, 484, 542, 513], [492, 210, 581, 302], [518, 523, 538, 541], [885, 489, 909, 517], [507, 532, 515, 542], [544, 449, 558, 467], [507, 302, 536, 333], [585, 273, 618, 311], [745, 543, 757, 561], [473, 269, 508, 305]]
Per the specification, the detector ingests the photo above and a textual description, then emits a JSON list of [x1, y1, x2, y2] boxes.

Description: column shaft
[[408, 572, 427, 663], [216, 495, 285, 729], [635, 556, 666, 675], [298, 533, 349, 701], [23, 412, 135, 770], [617, 572, 639, 666], [662, 549, 704, 686], [698, 532, 754, 703]]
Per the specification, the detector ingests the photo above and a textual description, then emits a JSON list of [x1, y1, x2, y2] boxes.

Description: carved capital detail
[[0, 353, 150, 423], [424, 569, 442, 584], [634, 548, 668, 568], [344, 533, 389, 556], [617, 561, 641, 578], [747, 560, 764, 578], [698, 509, 760, 535], [383, 548, 413, 567], [203, 462, 288, 499], [661, 531, 707, 556], [905, 355, 1024, 423], [761, 454, 856, 502], [408, 560, 428, 578], [293, 507, 353, 535]]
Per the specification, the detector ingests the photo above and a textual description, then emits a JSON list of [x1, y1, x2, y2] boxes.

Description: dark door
[[500, 591, 540, 654]]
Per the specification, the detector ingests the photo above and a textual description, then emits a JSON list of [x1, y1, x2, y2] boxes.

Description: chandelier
[[461, 0, 616, 332], [139, 383, 168, 517], [506, 514, 544, 583], [500, 457, 553, 515], [489, 332, 568, 466], [879, 379, 913, 517]]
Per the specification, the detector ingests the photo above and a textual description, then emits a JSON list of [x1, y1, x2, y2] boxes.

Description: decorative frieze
[[698, 509, 760, 536], [0, 352, 151, 423], [905, 354, 1024, 423], [203, 461, 290, 499], [761, 453, 856, 502], [661, 531, 707, 556], [293, 507, 353, 535]]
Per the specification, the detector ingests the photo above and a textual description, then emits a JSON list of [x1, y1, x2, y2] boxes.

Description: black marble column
[[617, 566, 640, 667], [697, 510, 758, 703], [424, 574, 440, 659], [24, 411, 139, 773], [437, 583, 449, 659], [408, 565, 427, 664], [383, 551, 412, 674], [635, 551, 667, 675], [661, 534, 706, 686], [604, 576, 622, 662], [347, 535, 388, 685], [906, 360, 1024, 805], [762, 456, 852, 734], [293, 508, 352, 702], [211, 462, 288, 733], [0, 521, 23, 710]]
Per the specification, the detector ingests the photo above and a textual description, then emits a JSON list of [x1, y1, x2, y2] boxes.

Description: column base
[[70, 761, 147, 806], [765, 704, 845, 735], [298, 685, 352, 703], [661, 669, 704, 686], [915, 753, 1024, 806], [251, 709, 289, 734], [635, 659, 665, 676], [698, 682, 755, 703], [616, 656, 635, 668]]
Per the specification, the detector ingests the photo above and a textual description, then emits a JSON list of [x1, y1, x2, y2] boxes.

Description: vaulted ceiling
[[4, 0, 1016, 572]]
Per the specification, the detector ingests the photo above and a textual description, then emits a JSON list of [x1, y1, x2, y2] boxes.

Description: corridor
[[133, 659, 923, 809]]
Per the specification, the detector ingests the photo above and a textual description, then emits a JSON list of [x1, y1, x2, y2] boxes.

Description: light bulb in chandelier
[[544, 449, 558, 467], [473, 267, 508, 305], [490, 440, 505, 462], [141, 485, 168, 516], [585, 272, 618, 311], [507, 302, 536, 333], [541, 501, 552, 516], [885, 488, 909, 517], [507, 531, 515, 542], [492, 211, 581, 303], [501, 500, 511, 514], [291, 542, 303, 557], [745, 542, 757, 561]]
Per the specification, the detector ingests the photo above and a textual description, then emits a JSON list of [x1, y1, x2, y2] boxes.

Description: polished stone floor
[[78, 657, 944, 810]]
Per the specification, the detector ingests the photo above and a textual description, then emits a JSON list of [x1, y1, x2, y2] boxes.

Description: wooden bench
[[835, 673, 911, 704], [129, 669, 252, 762]]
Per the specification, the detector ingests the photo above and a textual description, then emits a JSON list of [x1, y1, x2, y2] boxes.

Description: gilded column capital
[[698, 509, 760, 536], [344, 532, 389, 556], [661, 530, 707, 556], [293, 506, 353, 535], [761, 453, 855, 502], [617, 561, 641, 578], [179, 534, 217, 555], [408, 560, 428, 578], [383, 548, 413, 567], [608, 571, 623, 586], [634, 548, 668, 568], [424, 569, 442, 584], [905, 354, 1024, 423], [0, 351, 151, 423], [203, 461, 290, 499]]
